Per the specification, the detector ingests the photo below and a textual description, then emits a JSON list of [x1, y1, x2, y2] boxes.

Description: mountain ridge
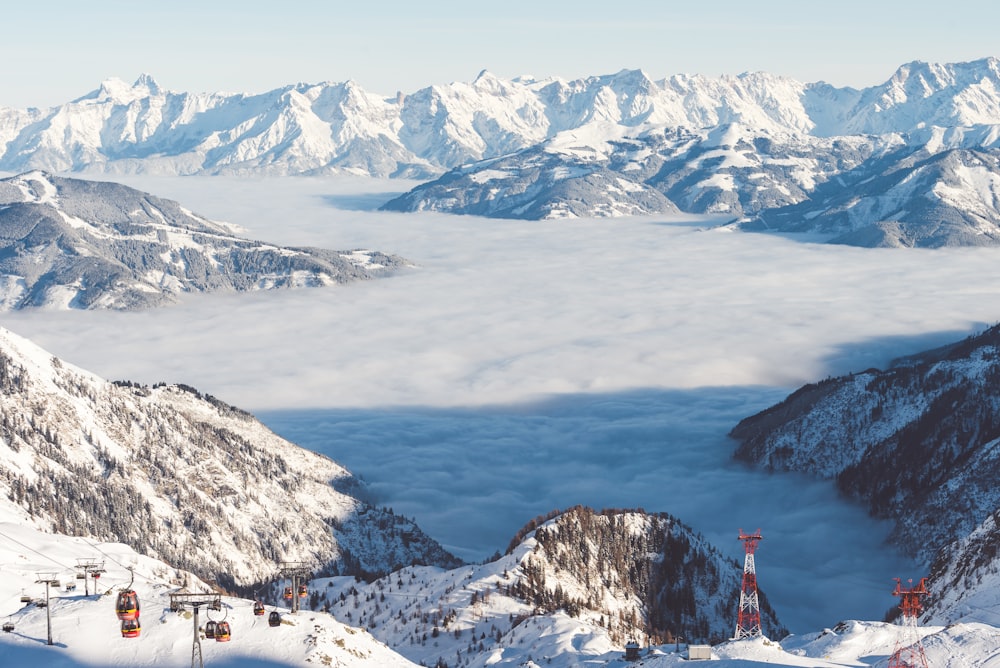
[[2, 58, 998, 179], [0, 170, 407, 310]]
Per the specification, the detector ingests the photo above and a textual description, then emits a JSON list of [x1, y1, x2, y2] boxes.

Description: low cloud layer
[[4, 175, 995, 632]]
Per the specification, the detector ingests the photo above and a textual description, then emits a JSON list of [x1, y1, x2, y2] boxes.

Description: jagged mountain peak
[[3, 57, 999, 181], [93, 75, 162, 105]]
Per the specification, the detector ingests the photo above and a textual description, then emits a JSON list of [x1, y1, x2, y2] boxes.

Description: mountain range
[[0, 170, 405, 310], [4, 59, 1000, 245]]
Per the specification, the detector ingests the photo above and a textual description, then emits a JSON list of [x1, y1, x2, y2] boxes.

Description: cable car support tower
[[888, 577, 929, 668], [279, 562, 311, 614], [170, 593, 222, 668], [734, 529, 764, 640]]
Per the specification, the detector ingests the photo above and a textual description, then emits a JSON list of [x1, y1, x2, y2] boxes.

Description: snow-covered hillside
[[311, 506, 784, 666], [0, 171, 407, 310], [7, 519, 1000, 667], [0, 522, 418, 667], [729, 322, 1000, 632], [0, 325, 458, 588]]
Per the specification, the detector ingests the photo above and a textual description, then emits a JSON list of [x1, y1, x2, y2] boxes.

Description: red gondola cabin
[[215, 621, 232, 642], [121, 618, 141, 638], [253, 600, 265, 616], [115, 590, 140, 621]]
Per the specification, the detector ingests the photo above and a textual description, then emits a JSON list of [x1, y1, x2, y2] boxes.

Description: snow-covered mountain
[[728, 322, 1000, 625], [4, 59, 1000, 244], [7, 519, 1000, 667], [0, 325, 459, 589], [0, 170, 406, 310], [312, 505, 787, 666], [382, 123, 897, 220], [380, 58, 1000, 246]]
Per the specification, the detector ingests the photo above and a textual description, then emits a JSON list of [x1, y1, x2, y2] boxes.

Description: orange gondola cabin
[[297, 584, 308, 598], [120, 618, 141, 638], [215, 621, 232, 642], [115, 590, 140, 621], [253, 600, 265, 616], [283, 587, 293, 600]]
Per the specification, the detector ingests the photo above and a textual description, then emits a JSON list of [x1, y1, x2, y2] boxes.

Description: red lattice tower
[[734, 528, 764, 640], [888, 577, 929, 668]]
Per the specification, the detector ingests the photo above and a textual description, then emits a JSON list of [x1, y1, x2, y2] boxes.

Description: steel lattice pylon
[[888, 577, 929, 668], [734, 529, 764, 640]]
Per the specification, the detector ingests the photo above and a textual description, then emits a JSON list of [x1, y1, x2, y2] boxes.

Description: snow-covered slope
[[0, 326, 459, 588], [728, 322, 1000, 631], [0, 522, 419, 667], [0, 171, 406, 310], [7, 519, 1000, 667], [744, 145, 1000, 247], [310, 506, 785, 667]]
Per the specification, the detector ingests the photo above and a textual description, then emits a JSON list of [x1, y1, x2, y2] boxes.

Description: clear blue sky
[[3, 0, 997, 108]]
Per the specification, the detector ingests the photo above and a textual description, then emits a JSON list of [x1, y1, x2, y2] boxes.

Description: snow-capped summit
[[0, 57, 995, 180]]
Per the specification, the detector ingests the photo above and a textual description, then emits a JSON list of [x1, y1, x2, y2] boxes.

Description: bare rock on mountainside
[[0, 326, 460, 588], [0, 171, 407, 310]]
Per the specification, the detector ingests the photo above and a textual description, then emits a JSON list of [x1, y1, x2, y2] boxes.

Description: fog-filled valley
[[4, 174, 999, 634]]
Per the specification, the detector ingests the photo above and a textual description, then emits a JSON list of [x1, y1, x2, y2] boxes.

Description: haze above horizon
[[2, 1, 998, 109]]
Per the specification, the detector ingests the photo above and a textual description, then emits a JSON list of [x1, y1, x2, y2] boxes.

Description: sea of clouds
[[5, 174, 998, 633]]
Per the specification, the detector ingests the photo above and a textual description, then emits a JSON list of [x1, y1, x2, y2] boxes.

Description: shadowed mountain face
[[0, 171, 407, 310], [728, 323, 1000, 619]]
